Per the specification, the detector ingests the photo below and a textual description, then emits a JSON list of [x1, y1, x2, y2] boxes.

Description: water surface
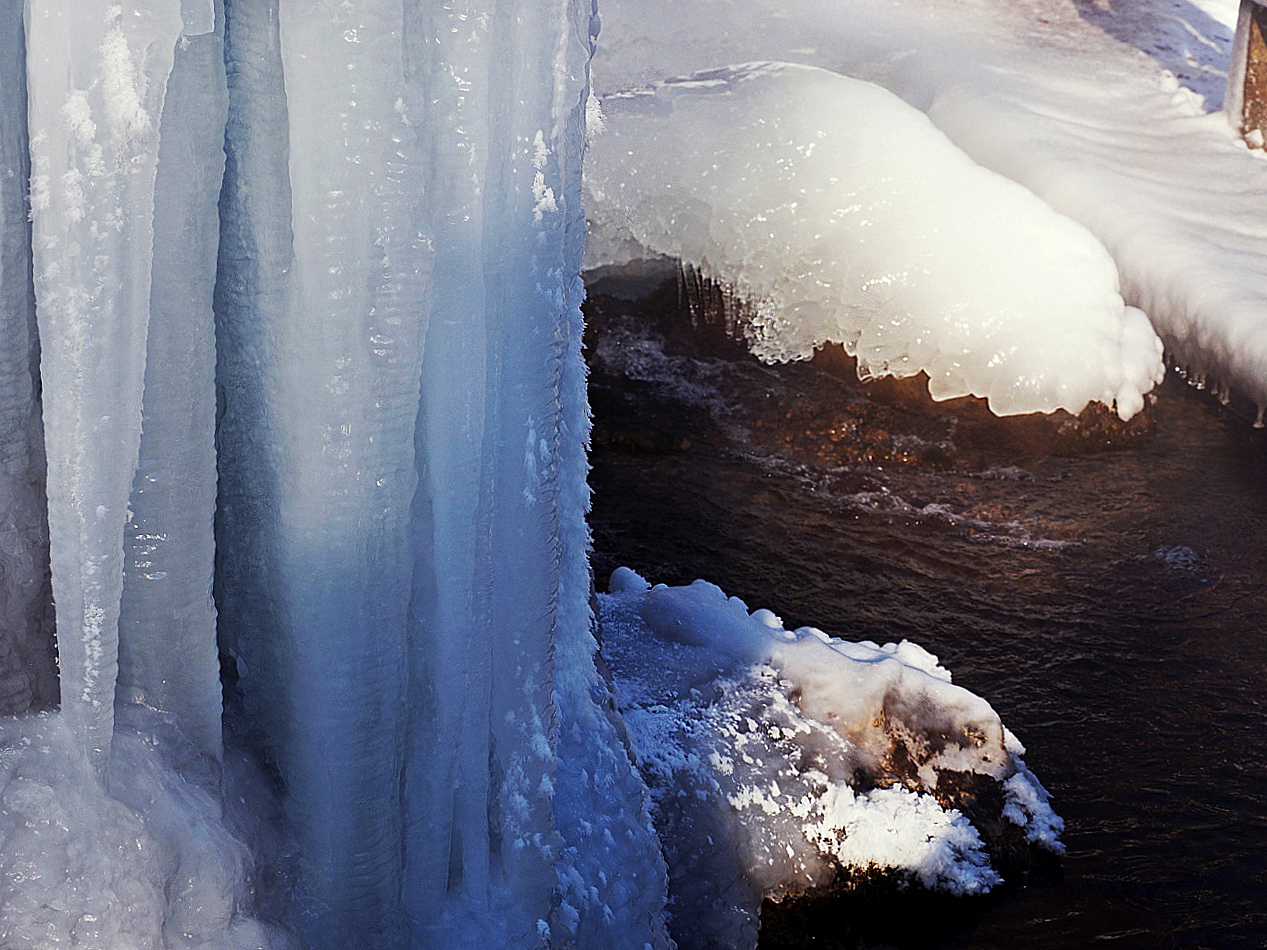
[[585, 272, 1267, 949]]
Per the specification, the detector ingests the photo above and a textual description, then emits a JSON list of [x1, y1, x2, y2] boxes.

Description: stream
[[584, 266, 1267, 949]]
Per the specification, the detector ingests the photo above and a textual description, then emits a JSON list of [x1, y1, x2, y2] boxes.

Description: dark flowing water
[[583, 269, 1267, 949]]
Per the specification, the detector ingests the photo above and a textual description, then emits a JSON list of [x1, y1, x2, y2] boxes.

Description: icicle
[[26, 0, 184, 773], [0, 0, 55, 716], [115, 12, 228, 764]]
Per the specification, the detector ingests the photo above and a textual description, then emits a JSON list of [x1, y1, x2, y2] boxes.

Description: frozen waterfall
[[1, 2, 670, 948]]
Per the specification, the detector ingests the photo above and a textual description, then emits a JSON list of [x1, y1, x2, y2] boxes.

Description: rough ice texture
[[4, 0, 672, 948], [600, 568, 1063, 950], [547, 7, 676, 948], [586, 61, 1165, 420], [0, 711, 295, 950], [593, 0, 1267, 420], [213, 0, 668, 945]]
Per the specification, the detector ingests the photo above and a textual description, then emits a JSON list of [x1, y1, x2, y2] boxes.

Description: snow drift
[[591, 0, 1267, 423], [586, 62, 1164, 420]]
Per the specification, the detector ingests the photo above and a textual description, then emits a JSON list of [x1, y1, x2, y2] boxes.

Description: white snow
[[586, 61, 1165, 419], [592, 0, 1267, 421], [600, 568, 1062, 950]]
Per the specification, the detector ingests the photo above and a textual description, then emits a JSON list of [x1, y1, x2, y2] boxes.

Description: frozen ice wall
[[5, 1, 672, 948], [212, 0, 671, 947]]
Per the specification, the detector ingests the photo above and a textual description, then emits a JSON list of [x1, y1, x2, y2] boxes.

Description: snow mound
[[599, 568, 1063, 950], [586, 61, 1164, 420], [0, 712, 293, 950]]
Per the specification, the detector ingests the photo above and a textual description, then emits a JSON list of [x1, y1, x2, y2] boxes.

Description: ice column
[[218, 0, 426, 944], [0, 0, 55, 717], [279, 0, 427, 942], [548, 6, 676, 943], [216, 1, 671, 945], [114, 7, 229, 763], [25, 0, 185, 771]]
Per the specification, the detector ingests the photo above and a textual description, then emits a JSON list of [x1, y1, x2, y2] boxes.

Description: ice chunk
[[599, 574, 1063, 950], [587, 62, 1164, 420]]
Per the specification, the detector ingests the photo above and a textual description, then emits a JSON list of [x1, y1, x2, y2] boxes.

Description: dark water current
[[583, 269, 1267, 949]]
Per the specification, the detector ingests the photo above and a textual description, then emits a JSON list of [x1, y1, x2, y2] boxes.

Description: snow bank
[[592, 0, 1267, 421], [600, 568, 1062, 950], [924, 61, 1267, 421], [586, 62, 1164, 420]]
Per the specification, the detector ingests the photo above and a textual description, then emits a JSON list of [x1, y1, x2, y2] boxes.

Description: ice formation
[[593, 0, 1267, 420], [586, 62, 1164, 420], [0, 0, 55, 719], [2, 2, 673, 948], [0, 2, 1075, 949], [600, 569, 1063, 950]]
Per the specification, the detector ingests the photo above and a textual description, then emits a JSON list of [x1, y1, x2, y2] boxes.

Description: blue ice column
[[0, 0, 54, 717]]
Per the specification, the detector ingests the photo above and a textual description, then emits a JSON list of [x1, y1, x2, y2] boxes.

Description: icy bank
[[593, 0, 1267, 420], [586, 62, 1164, 420], [600, 568, 1063, 950]]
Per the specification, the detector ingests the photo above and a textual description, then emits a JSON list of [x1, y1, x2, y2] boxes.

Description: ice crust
[[587, 62, 1165, 420], [593, 0, 1267, 420], [601, 568, 1063, 950], [0, 710, 295, 950]]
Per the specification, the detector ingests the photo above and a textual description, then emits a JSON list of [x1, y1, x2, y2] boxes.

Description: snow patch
[[586, 62, 1164, 420], [599, 569, 1063, 950]]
